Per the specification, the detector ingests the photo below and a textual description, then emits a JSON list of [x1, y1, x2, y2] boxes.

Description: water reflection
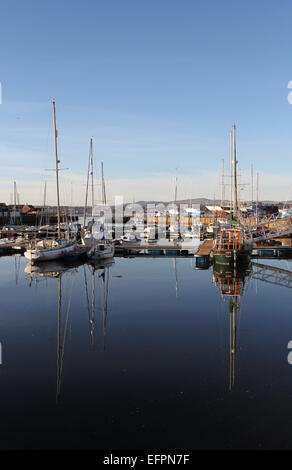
[[251, 261, 292, 289], [83, 261, 112, 350], [213, 263, 251, 390], [23, 256, 292, 399], [2, 254, 292, 448], [212, 260, 292, 390], [25, 259, 113, 402]]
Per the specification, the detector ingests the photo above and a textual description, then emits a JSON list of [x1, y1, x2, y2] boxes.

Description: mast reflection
[[25, 259, 113, 402], [213, 263, 251, 390]]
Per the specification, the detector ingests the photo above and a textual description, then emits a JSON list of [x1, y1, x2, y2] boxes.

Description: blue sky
[[1, 0, 292, 204]]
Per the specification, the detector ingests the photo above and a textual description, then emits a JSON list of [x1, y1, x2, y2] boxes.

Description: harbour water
[[0, 255, 292, 449]]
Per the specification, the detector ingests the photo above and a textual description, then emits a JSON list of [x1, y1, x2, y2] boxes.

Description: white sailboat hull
[[24, 242, 77, 263]]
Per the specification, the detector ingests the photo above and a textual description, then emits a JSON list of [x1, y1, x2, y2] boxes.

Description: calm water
[[0, 254, 292, 449]]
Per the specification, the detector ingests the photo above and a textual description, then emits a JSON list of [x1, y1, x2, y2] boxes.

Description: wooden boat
[[213, 229, 251, 268]]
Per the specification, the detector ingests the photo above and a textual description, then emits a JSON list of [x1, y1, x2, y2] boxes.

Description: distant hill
[[135, 198, 291, 207]]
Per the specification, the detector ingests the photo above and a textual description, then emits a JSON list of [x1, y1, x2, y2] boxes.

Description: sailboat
[[82, 143, 114, 260], [168, 168, 182, 240], [88, 162, 115, 259], [24, 100, 77, 263]]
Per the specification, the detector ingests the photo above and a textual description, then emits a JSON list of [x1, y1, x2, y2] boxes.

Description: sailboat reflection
[[24, 260, 78, 278], [14, 255, 21, 285], [213, 263, 251, 390], [173, 258, 179, 298], [25, 258, 113, 402], [213, 260, 292, 389], [83, 259, 113, 349]]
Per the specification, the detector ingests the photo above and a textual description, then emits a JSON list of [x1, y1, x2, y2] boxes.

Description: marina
[[2, 0, 292, 457], [1, 145, 291, 452]]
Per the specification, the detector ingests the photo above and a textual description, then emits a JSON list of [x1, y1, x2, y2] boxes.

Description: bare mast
[[230, 130, 233, 218], [83, 138, 94, 227], [174, 168, 178, 203], [256, 172, 259, 224], [13, 181, 17, 224], [233, 124, 238, 218], [53, 100, 61, 239], [39, 181, 47, 227], [101, 161, 106, 207], [90, 138, 94, 221], [251, 163, 254, 207], [221, 159, 225, 207]]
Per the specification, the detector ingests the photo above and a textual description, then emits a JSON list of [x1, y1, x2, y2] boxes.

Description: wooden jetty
[[193, 239, 214, 269], [115, 239, 200, 256], [195, 239, 214, 257]]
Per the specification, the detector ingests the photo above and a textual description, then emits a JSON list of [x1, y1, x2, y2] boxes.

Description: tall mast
[[233, 124, 238, 218], [83, 140, 91, 227], [189, 178, 192, 208], [174, 168, 178, 203], [238, 166, 241, 210], [251, 163, 254, 207], [83, 138, 94, 227], [40, 181, 47, 227], [13, 181, 17, 224], [221, 159, 225, 207], [230, 130, 233, 217], [256, 172, 259, 224], [90, 138, 94, 220], [44, 181, 47, 208], [53, 100, 61, 239], [70, 181, 73, 222], [213, 192, 216, 223], [101, 161, 106, 207]]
